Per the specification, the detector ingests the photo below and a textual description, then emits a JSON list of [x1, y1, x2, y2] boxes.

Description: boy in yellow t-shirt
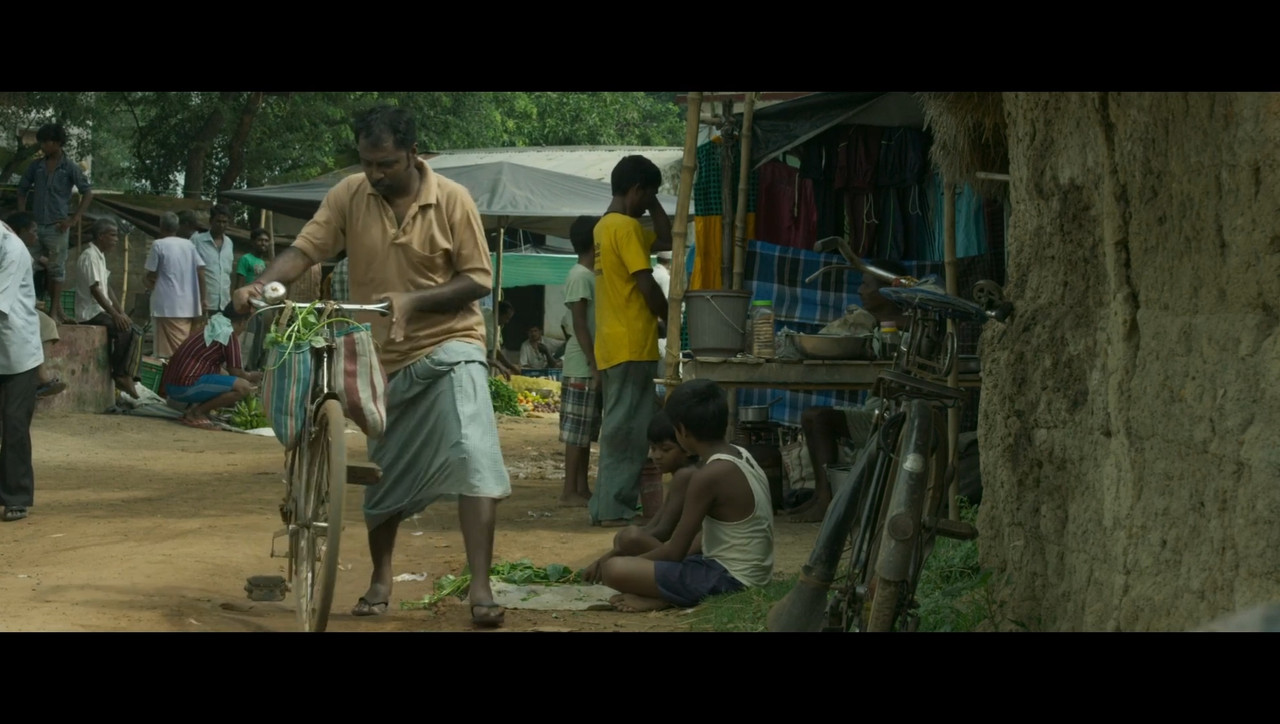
[[589, 155, 672, 527]]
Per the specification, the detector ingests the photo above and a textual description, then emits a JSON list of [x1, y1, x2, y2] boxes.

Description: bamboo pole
[[266, 210, 275, 260], [944, 180, 960, 521], [718, 100, 736, 289], [493, 224, 504, 320], [664, 92, 702, 390], [730, 92, 757, 291], [122, 228, 130, 301]]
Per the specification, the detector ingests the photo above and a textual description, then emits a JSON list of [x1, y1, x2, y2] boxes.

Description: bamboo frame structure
[[730, 93, 758, 291], [663, 92, 702, 389]]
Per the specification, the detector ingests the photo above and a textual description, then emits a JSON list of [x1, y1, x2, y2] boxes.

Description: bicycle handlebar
[[249, 298, 392, 316]]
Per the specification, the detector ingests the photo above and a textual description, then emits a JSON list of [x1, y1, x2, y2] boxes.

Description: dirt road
[[0, 410, 813, 632]]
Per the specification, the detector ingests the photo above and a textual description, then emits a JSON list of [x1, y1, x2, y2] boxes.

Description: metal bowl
[[794, 333, 876, 361]]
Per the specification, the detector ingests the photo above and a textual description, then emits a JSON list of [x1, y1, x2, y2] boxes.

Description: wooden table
[[675, 356, 982, 391]]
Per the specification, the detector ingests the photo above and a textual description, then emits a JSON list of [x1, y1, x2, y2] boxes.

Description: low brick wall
[[36, 323, 115, 414]]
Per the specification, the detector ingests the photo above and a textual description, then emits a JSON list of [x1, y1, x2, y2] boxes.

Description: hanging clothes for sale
[[800, 132, 843, 243], [691, 139, 758, 290], [755, 158, 818, 250], [835, 125, 882, 258], [872, 127, 929, 261], [923, 172, 989, 261]]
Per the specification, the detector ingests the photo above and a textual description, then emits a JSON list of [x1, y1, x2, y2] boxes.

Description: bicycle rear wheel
[[292, 399, 347, 632]]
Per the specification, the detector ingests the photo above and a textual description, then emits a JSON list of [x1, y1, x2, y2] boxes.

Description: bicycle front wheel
[[863, 399, 936, 632], [292, 399, 347, 632]]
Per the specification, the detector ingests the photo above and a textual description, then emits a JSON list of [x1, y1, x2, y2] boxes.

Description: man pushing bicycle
[[233, 105, 511, 628]]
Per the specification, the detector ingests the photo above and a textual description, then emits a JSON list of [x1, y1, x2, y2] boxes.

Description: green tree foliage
[[4, 92, 687, 199]]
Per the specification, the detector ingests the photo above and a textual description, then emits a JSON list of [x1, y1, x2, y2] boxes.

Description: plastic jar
[[749, 300, 776, 359], [879, 320, 901, 360]]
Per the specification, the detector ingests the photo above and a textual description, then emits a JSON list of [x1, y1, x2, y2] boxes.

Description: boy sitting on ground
[[600, 379, 775, 612], [583, 410, 698, 580], [160, 303, 263, 429]]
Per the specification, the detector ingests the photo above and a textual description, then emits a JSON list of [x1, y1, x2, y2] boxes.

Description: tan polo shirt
[[291, 158, 491, 374]]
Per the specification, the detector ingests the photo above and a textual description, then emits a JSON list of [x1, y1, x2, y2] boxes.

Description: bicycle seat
[[880, 285, 990, 324]]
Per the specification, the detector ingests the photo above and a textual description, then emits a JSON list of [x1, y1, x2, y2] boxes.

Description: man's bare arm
[[647, 197, 673, 253], [570, 299, 597, 371], [643, 471, 715, 562], [633, 270, 668, 321]]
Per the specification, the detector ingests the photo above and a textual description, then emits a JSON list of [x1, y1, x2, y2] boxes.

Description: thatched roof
[[915, 92, 1009, 200]]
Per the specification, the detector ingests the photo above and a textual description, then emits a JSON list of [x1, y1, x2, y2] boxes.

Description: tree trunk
[[971, 92, 1280, 632], [183, 92, 235, 200], [216, 91, 265, 195]]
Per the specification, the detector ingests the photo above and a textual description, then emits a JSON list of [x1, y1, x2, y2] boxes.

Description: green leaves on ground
[[400, 558, 579, 610]]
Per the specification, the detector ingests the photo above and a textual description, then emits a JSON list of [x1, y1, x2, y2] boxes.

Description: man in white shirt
[[653, 250, 672, 381], [145, 212, 207, 357], [75, 218, 140, 397], [191, 204, 235, 316], [0, 218, 45, 522]]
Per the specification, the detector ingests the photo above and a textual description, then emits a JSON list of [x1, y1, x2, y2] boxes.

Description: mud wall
[[977, 92, 1280, 630]]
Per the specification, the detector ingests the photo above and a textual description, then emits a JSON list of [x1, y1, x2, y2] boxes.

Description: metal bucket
[[825, 464, 856, 497], [685, 290, 750, 357]]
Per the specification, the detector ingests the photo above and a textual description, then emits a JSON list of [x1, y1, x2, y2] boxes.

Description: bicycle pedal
[[245, 575, 288, 602], [926, 516, 978, 540], [347, 461, 382, 486]]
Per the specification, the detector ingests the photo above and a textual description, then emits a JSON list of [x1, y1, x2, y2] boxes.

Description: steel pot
[[738, 396, 783, 423]]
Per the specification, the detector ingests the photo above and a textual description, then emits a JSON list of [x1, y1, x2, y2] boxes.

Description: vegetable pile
[[489, 376, 522, 417], [229, 394, 269, 430], [401, 558, 581, 610], [507, 375, 561, 414]]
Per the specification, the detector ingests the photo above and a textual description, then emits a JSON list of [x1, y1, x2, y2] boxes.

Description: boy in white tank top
[[601, 379, 775, 612]]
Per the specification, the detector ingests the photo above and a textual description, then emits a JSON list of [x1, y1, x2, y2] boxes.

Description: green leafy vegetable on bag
[[264, 301, 361, 368]]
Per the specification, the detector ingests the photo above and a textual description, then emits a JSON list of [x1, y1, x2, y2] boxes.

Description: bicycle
[[768, 237, 1013, 632], [243, 295, 389, 633]]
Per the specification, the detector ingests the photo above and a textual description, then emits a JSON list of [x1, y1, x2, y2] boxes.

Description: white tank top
[[701, 445, 775, 588]]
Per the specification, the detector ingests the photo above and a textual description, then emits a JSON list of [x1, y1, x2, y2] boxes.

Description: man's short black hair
[[610, 155, 662, 197], [6, 212, 35, 234], [36, 123, 67, 145], [221, 301, 250, 321], [209, 204, 231, 220], [647, 410, 679, 445], [497, 300, 514, 317], [353, 105, 416, 151], [251, 227, 270, 241], [569, 215, 598, 255], [663, 379, 728, 444]]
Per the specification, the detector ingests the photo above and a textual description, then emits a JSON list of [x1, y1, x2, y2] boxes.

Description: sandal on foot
[[3, 507, 29, 522], [351, 597, 389, 617], [470, 603, 505, 628], [37, 378, 67, 398]]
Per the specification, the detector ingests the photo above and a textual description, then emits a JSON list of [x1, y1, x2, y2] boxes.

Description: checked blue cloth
[[733, 241, 1004, 428]]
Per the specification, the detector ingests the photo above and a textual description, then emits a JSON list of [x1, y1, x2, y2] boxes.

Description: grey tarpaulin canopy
[[220, 159, 680, 305], [220, 159, 678, 238], [748, 91, 926, 168]]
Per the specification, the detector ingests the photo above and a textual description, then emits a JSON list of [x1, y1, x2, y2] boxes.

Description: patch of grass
[[683, 575, 798, 632], [684, 499, 1007, 633], [914, 498, 998, 631]]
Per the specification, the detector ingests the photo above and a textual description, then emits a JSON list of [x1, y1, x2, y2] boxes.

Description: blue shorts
[[653, 554, 745, 608], [167, 374, 239, 404]]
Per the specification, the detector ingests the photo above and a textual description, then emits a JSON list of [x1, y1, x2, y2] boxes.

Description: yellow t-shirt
[[593, 213, 658, 371]]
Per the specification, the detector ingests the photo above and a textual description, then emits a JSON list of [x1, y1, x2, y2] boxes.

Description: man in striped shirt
[[160, 304, 262, 430]]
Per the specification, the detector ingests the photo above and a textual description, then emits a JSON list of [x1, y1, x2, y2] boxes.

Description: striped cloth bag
[[261, 339, 313, 450], [330, 323, 387, 440]]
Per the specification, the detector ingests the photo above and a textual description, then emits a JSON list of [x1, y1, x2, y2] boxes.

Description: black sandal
[[3, 507, 29, 522]]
